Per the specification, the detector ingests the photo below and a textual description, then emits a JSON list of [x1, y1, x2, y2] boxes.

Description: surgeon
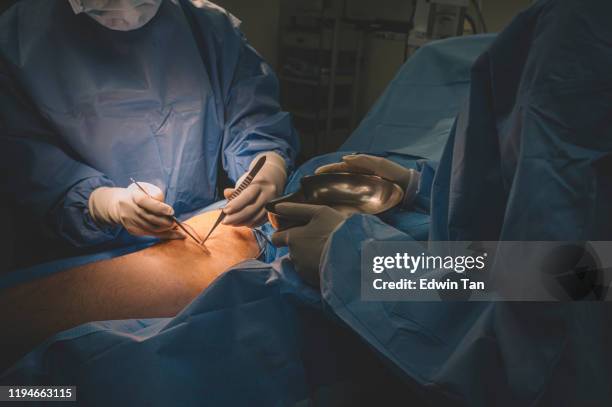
[[271, 154, 420, 283], [0, 0, 298, 249], [272, 0, 612, 405]]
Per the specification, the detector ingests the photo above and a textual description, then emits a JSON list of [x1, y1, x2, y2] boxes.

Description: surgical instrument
[[130, 178, 203, 245], [201, 155, 268, 245], [266, 172, 405, 230]]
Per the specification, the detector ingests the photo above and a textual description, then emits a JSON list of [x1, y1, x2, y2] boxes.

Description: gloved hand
[[271, 203, 348, 286], [89, 182, 184, 240], [316, 154, 420, 206], [223, 152, 287, 227]]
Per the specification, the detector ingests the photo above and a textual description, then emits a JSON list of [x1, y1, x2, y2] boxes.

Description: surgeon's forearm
[[51, 175, 120, 247]]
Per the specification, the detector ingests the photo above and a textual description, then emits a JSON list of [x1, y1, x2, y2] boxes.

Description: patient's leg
[[0, 210, 260, 368]]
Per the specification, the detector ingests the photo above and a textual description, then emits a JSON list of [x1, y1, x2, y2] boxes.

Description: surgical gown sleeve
[[0, 59, 119, 247], [219, 27, 299, 182]]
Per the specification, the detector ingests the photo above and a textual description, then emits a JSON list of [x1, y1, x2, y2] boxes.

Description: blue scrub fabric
[[0, 0, 298, 248], [321, 0, 612, 406], [0, 261, 321, 406], [13, 1, 612, 404], [0, 156, 437, 406], [1, 259, 411, 407], [342, 34, 495, 161], [0, 153, 434, 407], [0, 18, 491, 406]]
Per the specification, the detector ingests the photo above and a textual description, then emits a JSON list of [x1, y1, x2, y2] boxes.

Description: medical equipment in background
[[408, 0, 487, 49], [278, 0, 486, 161], [346, 0, 487, 65], [345, 0, 416, 32], [201, 155, 268, 244], [409, 0, 468, 48], [279, 0, 365, 159]]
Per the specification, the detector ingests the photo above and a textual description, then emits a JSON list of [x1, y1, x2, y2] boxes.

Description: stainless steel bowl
[[266, 172, 404, 230]]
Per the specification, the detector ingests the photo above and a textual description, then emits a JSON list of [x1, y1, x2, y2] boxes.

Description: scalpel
[[200, 155, 268, 245]]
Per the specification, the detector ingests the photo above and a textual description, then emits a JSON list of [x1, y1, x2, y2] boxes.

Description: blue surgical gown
[[322, 0, 612, 405], [4, 0, 612, 405], [0, 0, 298, 248]]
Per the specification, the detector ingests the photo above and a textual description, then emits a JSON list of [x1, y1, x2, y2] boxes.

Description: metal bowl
[[266, 172, 404, 230]]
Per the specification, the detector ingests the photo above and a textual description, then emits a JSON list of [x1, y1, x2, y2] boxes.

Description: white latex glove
[[315, 154, 420, 207], [223, 152, 287, 227], [88, 182, 184, 240], [271, 203, 347, 286]]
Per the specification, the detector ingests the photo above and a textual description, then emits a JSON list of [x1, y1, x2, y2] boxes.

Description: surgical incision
[[0, 210, 260, 369]]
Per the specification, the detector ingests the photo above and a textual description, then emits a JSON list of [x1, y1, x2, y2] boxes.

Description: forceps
[[130, 178, 203, 246]]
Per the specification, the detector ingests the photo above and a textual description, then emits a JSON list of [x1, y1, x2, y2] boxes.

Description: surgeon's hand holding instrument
[[201, 155, 268, 245], [89, 180, 184, 240], [266, 169, 410, 285], [130, 179, 204, 246], [222, 152, 287, 227]]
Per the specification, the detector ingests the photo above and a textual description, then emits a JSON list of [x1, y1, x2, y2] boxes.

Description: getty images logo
[[372, 252, 488, 274], [363, 241, 612, 301]]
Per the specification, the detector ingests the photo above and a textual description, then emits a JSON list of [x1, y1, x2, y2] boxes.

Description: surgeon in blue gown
[[0, 0, 298, 257], [274, 0, 612, 405], [4, 1, 612, 406]]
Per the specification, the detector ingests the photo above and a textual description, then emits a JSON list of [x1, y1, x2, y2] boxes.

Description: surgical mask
[[68, 0, 166, 31]]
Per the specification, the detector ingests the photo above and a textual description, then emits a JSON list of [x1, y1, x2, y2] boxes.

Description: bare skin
[[0, 210, 260, 369]]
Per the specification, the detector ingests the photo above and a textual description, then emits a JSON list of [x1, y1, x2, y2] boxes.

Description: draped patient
[[0, 210, 260, 368]]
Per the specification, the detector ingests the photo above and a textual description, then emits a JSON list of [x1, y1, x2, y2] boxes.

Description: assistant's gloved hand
[[88, 182, 184, 240], [316, 154, 420, 207], [271, 203, 348, 286], [223, 152, 287, 227]]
